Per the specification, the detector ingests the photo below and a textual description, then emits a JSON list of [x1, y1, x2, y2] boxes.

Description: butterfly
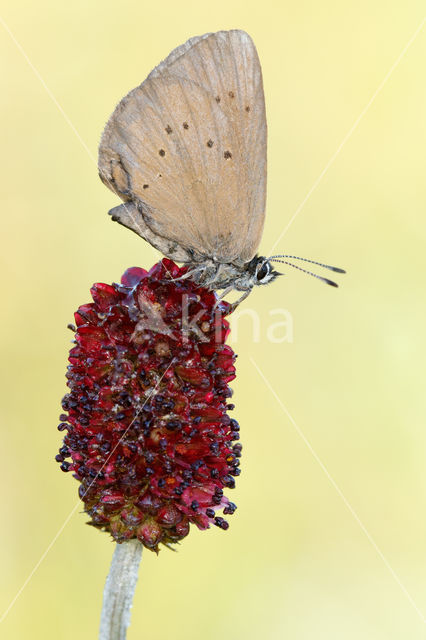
[[98, 29, 344, 307]]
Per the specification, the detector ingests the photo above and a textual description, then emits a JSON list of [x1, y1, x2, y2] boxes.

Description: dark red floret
[[57, 259, 241, 552]]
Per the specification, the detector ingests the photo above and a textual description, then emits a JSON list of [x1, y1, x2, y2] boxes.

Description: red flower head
[[56, 259, 241, 552]]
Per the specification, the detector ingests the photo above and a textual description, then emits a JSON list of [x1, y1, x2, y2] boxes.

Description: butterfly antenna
[[270, 259, 340, 287], [270, 255, 346, 274]]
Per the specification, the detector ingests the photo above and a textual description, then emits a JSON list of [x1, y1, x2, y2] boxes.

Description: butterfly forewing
[[99, 29, 267, 265]]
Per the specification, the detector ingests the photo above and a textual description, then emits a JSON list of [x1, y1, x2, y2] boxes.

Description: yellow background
[[1, 1, 425, 638]]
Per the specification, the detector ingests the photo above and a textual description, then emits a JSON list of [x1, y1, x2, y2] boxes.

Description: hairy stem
[[99, 540, 143, 640]]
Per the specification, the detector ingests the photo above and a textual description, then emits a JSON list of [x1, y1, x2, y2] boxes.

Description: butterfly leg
[[213, 285, 234, 309], [162, 265, 206, 283], [228, 289, 252, 313], [201, 263, 227, 289], [214, 287, 251, 312]]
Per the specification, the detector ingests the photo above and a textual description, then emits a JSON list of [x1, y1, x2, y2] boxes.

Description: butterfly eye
[[256, 262, 270, 282]]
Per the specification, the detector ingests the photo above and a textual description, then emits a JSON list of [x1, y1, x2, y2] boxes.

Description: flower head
[[56, 259, 241, 551]]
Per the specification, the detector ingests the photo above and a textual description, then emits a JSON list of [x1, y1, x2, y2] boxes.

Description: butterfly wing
[[98, 29, 267, 265]]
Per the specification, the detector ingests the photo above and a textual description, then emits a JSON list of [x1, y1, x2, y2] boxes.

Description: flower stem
[[99, 540, 143, 640]]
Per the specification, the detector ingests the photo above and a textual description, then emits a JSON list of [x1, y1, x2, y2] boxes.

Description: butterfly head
[[244, 254, 346, 290], [247, 256, 281, 287]]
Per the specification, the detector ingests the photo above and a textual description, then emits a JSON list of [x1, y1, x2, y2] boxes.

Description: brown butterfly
[[98, 30, 344, 306]]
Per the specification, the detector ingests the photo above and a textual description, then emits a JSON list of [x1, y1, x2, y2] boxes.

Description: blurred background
[[1, 1, 425, 638]]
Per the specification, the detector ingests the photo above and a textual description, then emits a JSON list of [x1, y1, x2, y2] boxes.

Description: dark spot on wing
[[228, 91, 235, 98], [183, 122, 189, 130], [215, 96, 221, 103], [245, 105, 250, 112], [165, 125, 172, 134], [224, 150, 232, 159], [158, 174, 162, 178], [143, 184, 149, 189], [159, 149, 166, 157], [207, 139, 214, 148]]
